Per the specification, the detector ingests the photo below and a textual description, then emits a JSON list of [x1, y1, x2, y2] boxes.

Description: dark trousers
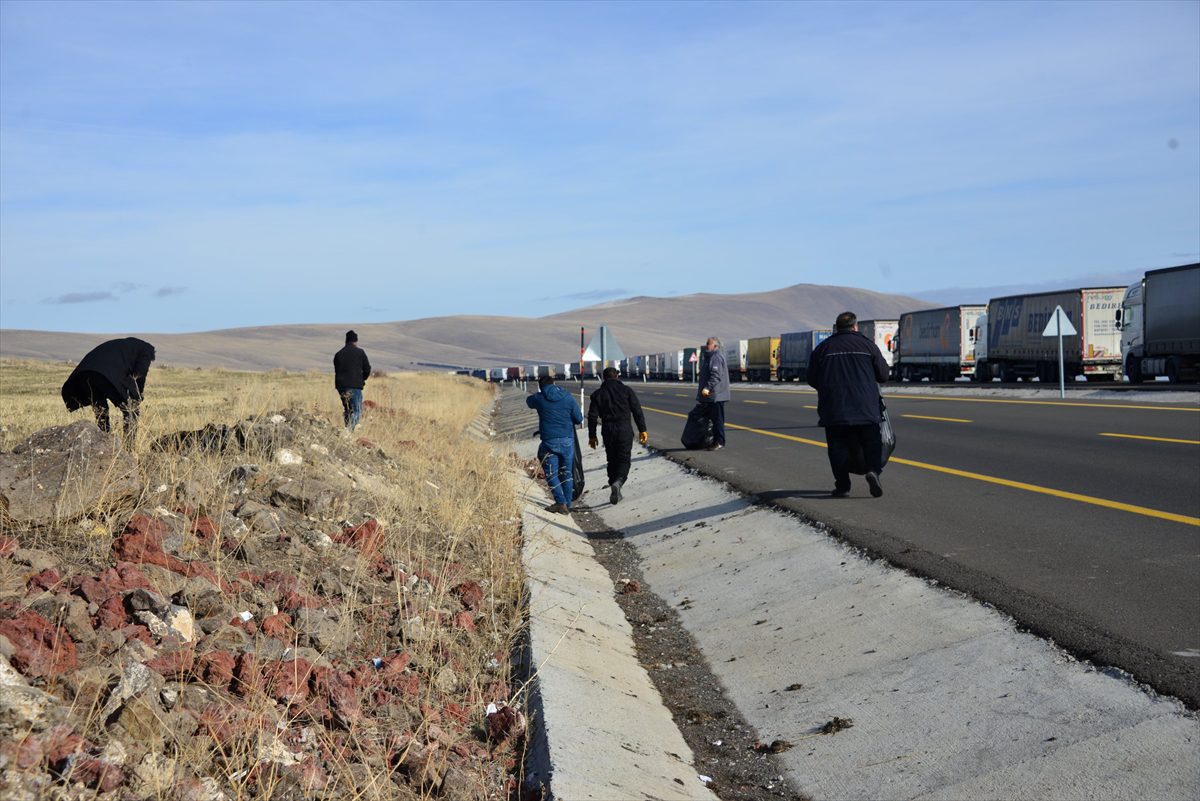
[[65, 370, 139, 436], [703, 401, 726, 446], [602, 425, 634, 485], [825, 424, 883, 490]]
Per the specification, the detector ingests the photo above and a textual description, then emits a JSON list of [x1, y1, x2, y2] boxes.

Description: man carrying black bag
[[807, 312, 890, 498], [588, 367, 648, 505]]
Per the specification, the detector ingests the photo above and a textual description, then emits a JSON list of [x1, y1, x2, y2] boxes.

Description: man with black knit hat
[[61, 337, 156, 438], [334, 330, 371, 431]]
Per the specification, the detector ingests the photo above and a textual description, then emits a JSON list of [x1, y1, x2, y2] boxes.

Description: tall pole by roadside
[[1057, 308, 1066, 399]]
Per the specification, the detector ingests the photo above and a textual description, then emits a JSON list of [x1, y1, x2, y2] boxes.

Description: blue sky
[[1, 0, 1197, 334]]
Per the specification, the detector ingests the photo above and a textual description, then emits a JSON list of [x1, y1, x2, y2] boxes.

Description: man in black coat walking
[[333, 330, 371, 431], [587, 367, 648, 505], [61, 337, 156, 437], [807, 312, 890, 498]]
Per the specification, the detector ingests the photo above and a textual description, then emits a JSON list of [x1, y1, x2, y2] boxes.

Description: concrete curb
[[513, 438, 718, 800]]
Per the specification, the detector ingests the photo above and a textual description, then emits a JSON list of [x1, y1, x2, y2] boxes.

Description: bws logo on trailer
[[988, 298, 1023, 347]]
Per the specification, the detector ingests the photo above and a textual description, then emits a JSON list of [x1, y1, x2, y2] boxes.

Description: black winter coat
[[807, 331, 888, 426], [334, 344, 371, 389], [61, 338, 156, 410], [587, 379, 647, 439]]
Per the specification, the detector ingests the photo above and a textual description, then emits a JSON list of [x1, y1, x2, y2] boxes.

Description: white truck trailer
[[978, 287, 1124, 382], [858, 320, 899, 367], [894, 305, 986, 381], [1118, 263, 1200, 383], [723, 339, 748, 382]]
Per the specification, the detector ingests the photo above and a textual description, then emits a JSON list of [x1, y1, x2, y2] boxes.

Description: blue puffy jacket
[[526, 384, 583, 440]]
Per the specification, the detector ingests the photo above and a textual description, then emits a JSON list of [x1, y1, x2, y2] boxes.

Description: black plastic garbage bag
[[681, 403, 715, 450]]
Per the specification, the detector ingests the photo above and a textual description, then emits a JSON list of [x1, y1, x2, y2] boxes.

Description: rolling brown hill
[[0, 283, 936, 372]]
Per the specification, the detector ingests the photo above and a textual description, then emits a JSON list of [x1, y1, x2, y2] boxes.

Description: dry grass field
[[0, 359, 529, 799]]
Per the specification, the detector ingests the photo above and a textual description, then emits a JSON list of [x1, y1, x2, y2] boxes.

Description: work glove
[[701, 388, 711, 398], [589, 437, 598, 449], [639, 431, 648, 445]]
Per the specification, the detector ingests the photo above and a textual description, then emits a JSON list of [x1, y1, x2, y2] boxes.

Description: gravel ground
[[572, 505, 807, 801]]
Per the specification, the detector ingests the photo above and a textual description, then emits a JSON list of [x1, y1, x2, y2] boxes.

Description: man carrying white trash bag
[[807, 311, 895, 498]]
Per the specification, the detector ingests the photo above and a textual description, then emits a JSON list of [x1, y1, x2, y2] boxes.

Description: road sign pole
[[1057, 309, 1066, 399]]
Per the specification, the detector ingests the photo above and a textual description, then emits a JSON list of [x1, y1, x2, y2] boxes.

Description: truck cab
[[970, 313, 990, 381], [1116, 280, 1144, 380]]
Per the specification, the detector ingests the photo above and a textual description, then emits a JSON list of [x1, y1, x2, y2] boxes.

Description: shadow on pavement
[[584, 497, 752, 540]]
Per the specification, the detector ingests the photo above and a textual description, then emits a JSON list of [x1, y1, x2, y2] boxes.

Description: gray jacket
[[697, 348, 731, 403]]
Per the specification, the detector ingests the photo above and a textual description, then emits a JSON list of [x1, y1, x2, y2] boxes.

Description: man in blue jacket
[[526, 375, 584, 514], [807, 312, 890, 498]]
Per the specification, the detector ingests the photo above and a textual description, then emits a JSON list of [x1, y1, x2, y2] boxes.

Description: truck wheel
[[1166, 358, 1180, 384], [1126, 357, 1143, 384], [998, 363, 1013, 383], [975, 362, 989, 383]]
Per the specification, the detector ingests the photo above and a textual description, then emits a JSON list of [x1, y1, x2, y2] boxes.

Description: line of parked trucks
[[467, 263, 1199, 385]]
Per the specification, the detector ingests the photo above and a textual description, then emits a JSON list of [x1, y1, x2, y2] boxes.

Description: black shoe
[[610, 479, 623, 505], [546, 502, 570, 514], [865, 472, 883, 498], [830, 487, 850, 498], [705, 443, 724, 451]]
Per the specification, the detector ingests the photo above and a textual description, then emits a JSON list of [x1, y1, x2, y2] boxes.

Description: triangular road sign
[[582, 325, 625, 363], [1042, 306, 1078, 337]]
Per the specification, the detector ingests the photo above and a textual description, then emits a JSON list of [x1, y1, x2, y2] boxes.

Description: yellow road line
[[744, 400, 768, 405], [726, 387, 1199, 412], [674, 393, 690, 398], [642, 405, 1200, 527], [803, 405, 818, 410], [903, 414, 973, 423], [1100, 433, 1200, 445]]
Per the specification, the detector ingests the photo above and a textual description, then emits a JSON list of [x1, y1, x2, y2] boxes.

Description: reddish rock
[[93, 595, 127, 630], [621, 580, 642, 594], [15, 735, 44, 770], [452, 611, 476, 632], [44, 725, 86, 766], [68, 756, 125, 792], [260, 613, 291, 639], [0, 602, 79, 679], [0, 535, 19, 557], [443, 701, 470, 726], [233, 652, 264, 696], [261, 570, 299, 596], [452, 581, 485, 611], [191, 516, 219, 541], [196, 705, 241, 746], [337, 519, 385, 562], [196, 650, 236, 687], [27, 569, 62, 592], [356, 437, 377, 448], [76, 575, 114, 605], [278, 590, 323, 612], [263, 658, 313, 705], [146, 646, 195, 677], [310, 665, 361, 728]]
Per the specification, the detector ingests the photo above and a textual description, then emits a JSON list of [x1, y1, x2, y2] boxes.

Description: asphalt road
[[625, 381, 1200, 706]]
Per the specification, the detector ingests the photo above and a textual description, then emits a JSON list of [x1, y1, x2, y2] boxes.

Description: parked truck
[[1118, 263, 1200, 383], [976, 287, 1123, 383], [777, 330, 831, 382], [894, 305, 986, 382], [723, 339, 748, 382], [746, 336, 781, 382], [858, 320, 899, 368]]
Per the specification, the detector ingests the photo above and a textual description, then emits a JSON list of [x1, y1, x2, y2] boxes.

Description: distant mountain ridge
[[0, 283, 936, 372]]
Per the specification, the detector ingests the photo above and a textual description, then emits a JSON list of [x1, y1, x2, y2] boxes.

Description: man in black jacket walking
[[61, 337, 156, 437], [587, 367, 648, 505], [807, 312, 889, 498], [333, 330, 371, 431]]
